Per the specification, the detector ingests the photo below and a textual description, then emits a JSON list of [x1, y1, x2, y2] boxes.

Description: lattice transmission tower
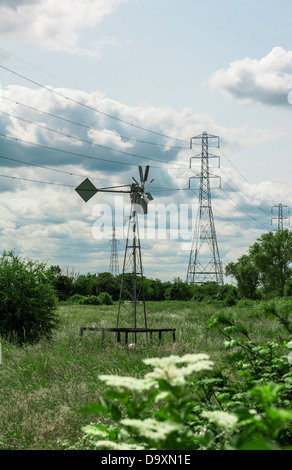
[[186, 132, 224, 285], [109, 227, 120, 275], [271, 203, 290, 231]]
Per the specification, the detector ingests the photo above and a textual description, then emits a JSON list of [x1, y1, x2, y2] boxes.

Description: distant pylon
[[186, 132, 224, 285], [109, 227, 120, 275], [271, 203, 290, 231]]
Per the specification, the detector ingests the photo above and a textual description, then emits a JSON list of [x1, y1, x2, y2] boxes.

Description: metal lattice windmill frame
[[186, 132, 224, 285], [75, 166, 154, 341]]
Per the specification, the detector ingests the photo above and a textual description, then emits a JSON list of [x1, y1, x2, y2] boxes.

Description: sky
[[0, 0, 292, 282]]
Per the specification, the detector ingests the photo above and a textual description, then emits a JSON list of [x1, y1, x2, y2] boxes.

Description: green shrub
[[0, 251, 58, 344], [98, 292, 113, 305], [67, 294, 85, 304], [81, 295, 102, 306], [67, 293, 113, 305], [75, 352, 292, 450]]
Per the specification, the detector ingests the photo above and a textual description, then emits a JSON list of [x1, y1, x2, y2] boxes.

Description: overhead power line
[[0, 149, 191, 193], [0, 172, 75, 187], [0, 131, 186, 173], [0, 64, 189, 145], [213, 188, 271, 231], [219, 146, 275, 208], [2, 110, 188, 168], [1, 95, 188, 150]]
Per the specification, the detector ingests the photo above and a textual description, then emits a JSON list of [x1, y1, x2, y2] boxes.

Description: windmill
[[75, 166, 154, 342]]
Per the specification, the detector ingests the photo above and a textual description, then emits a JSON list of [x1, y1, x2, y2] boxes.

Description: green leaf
[[79, 400, 109, 416], [239, 438, 280, 450]]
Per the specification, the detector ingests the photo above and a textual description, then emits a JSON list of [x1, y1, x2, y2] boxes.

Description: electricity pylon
[[271, 203, 290, 231], [109, 227, 120, 275], [186, 132, 224, 285]]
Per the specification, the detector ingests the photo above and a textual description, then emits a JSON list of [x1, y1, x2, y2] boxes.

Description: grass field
[[0, 299, 287, 450]]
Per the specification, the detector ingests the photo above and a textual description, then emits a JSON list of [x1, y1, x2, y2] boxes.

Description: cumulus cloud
[[209, 47, 292, 106], [0, 80, 290, 277], [0, 0, 130, 55]]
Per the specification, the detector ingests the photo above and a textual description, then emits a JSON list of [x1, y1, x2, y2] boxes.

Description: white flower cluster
[[143, 353, 214, 386], [98, 375, 157, 391], [99, 353, 214, 389], [202, 411, 238, 431], [121, 418, 181, 442], [91, 440, 145, 450]]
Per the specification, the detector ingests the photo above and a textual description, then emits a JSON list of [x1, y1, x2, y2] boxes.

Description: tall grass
[[0, 300, 286, 450]]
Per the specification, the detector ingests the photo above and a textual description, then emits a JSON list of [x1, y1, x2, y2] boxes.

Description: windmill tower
[[75, 166, 154, 340], [109, 227, 120, 275], [186, 132, 224, 285]]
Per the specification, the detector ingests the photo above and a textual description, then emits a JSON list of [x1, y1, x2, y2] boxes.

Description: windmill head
[[131, 165, 154, 215], [75, 165, 154, 214]]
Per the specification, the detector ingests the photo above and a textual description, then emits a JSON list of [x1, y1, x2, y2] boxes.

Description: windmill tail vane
[[75, 165, 154, 215]]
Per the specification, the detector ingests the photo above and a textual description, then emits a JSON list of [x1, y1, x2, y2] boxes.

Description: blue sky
[[0, 0, 292, 281]]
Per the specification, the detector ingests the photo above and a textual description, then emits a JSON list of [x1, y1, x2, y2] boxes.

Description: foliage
[[75, 348, 292, 451], [226, 230, 292, 298], [164, 277, 193, 301], [66, 295, 292, 451], [225, 255, 260, 299], [48, 266, 75, 301], [0, 251, 58, 344], [249, 230, 292, 296], [66, 292, 113, 306], [51, 268, 239, 305], [1, 299, 292, 450], [97, 292, 113, 305], [260, 301, 292, 334]]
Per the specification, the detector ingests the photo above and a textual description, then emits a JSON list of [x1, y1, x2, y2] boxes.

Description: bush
[[75, 351, 292, 451], [97, 292, 113, 305], [284, 279, 292, 297], [66, 294, 85, 304], [81, 295, 102, 306], [67, 293, 113, 305], [0, 251, 58, 344]]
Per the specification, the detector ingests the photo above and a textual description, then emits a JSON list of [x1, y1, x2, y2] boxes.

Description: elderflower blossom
[[121, 418, 181, 441], [98, 375, 157, 391], [91, 440, 145, 450], [202, 411, 238, 431], [143, 353, 214, 385], [82, 425, 108, 438]]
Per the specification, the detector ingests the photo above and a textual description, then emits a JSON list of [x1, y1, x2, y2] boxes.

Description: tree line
[[50, 229, 292, 304], [0, 229, 291, 344]]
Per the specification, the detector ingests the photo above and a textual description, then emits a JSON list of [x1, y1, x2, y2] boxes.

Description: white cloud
[[0, 81, 291, 277], [0, 0, 130, 55], [209, 47, 292, 106]]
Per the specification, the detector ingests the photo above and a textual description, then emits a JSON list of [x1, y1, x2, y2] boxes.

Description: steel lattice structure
[[271, 203, 290, 231], [116, 199, 148, 342], [186, 132, 224, 285], [75, 166, 153, 343], [109, 227, 120, 275]]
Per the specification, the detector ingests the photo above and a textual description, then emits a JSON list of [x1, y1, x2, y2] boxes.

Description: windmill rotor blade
[[143, 165, 150, 182], [138, 166, 144, 183], [132, 177, 139, 185], [143, 178, 154, 190]]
